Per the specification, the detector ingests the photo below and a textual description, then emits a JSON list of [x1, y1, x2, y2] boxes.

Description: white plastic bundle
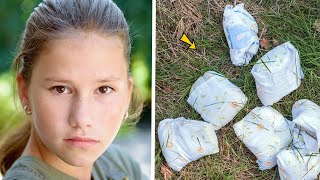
[[277, 128, 320, 180], [223, 3, 259, 66], [251, 42, 304, 106], [157, 117, 219, 171], [187, 71, 248, 130], [292, 99, 320, 149], [233, 106, 292, 170]]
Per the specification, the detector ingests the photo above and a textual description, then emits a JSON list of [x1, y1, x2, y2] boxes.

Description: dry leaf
[[161, 164, 173, 180], [257, 123, 265, 130], [176, 18, 185, 41], [271, 39, 280, 47], [164, 86, 173, 93], [197, 147, 204, 153], [259, 37, 271, 50], [313, 19, 320, 33], [231, 102, 238, 108], [166, 142, 173, 148]]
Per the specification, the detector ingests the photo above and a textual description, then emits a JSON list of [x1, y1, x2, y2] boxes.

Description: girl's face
[[18, 33, 132, 167]]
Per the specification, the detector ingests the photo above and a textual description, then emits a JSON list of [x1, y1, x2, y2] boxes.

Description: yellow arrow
[[180, 33, 196, 49]]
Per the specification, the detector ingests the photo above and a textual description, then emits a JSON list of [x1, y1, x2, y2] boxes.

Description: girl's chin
[[61, 155, 97, 167], [57, 151, 101, 167]]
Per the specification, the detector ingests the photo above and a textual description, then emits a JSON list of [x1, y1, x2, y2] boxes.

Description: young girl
[[0, 0, 146, 179]]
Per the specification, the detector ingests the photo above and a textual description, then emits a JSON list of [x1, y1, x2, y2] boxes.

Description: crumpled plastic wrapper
[[187, 71, 248, 130], [223, 3, 259, 66], [157, 117, 219, 171], [292, 99, 320, 149], [251, 42, 304, 106], [233, 106, 292, 170], [277, 127, 320, 180]]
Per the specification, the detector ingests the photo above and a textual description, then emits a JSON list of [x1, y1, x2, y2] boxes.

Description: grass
[[155, 0, 320, 179]]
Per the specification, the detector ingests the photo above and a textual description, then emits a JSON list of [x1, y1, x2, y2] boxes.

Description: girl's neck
[[21, 126, 93, 180]]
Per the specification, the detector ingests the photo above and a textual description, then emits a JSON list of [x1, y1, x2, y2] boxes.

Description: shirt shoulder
[[3, 157, 76, 180], [3, 145, 147, 180], [93, 144, 148, 180], [3, 165, 44, 180]]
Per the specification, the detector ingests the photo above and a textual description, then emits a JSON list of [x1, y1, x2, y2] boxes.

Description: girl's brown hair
[[0, 0, 143, 175]]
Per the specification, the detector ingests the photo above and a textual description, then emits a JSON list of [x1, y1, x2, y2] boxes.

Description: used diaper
[[157, 117, 219, 171], [223, 3, 259, 66], [277, 128, 320, 180], [292, 99, 320, 149], [251, 42, 304, 105], [233, 106, 292, 170], [187, 71, 248, 130]]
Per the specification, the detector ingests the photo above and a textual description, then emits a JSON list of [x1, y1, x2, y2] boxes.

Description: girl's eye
[[97, 86, 113, 94], [50, 86, 71, 94]]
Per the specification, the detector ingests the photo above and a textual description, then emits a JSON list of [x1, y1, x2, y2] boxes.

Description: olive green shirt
[[3, 144, 148, 180]]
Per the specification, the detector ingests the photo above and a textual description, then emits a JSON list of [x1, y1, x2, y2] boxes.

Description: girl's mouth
[[64, 137, 99, 148]]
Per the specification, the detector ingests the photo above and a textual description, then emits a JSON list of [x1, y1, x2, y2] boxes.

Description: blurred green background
[[0, 0, 152, 134]]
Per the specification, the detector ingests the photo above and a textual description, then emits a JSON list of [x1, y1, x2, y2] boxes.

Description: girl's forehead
[[46, 32, 125, 51], [32, 33, 128, 81]]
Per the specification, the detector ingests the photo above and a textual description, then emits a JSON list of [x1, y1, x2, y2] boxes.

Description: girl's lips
[[64, 137, 98, 148]]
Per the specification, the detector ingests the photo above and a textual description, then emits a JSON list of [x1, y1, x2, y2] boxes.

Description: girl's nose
[[68, 96, 93, 130]]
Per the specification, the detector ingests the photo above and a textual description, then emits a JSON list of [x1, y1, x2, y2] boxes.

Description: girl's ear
[[16, 74, 29, 107], [127, 76, 134, 106]]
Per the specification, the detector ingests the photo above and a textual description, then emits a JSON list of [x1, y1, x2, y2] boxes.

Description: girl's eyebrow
[[96, 77, 121, 82], [44, 77, 71, 83], [44, 76, 121, 83]]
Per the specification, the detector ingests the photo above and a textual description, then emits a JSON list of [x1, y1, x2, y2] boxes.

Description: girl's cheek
[[95, 93, 127, 111], [32, 91, 69, 123], [94, 97, 123, 142]]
